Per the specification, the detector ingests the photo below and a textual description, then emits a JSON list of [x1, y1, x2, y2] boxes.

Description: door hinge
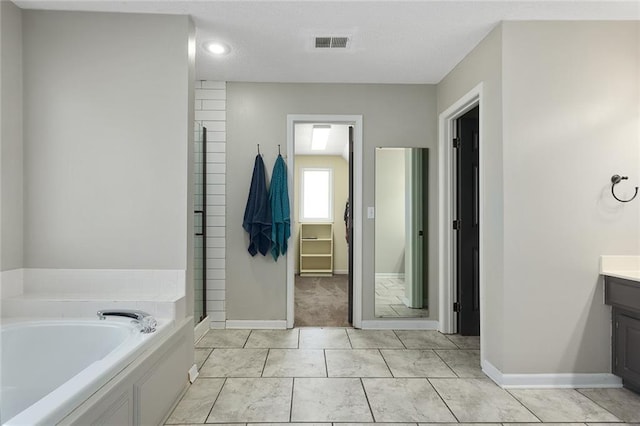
[[453, 220, 461, 230], [453, 302, 461, 312], [453, 137, 460, 148], [616, 321, 619, 329]]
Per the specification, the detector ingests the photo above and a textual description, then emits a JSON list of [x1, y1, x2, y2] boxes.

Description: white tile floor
[[170, 328, 640, 425]]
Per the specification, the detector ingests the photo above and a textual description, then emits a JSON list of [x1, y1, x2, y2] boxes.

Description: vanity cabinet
[[605, 276, 640, 393]]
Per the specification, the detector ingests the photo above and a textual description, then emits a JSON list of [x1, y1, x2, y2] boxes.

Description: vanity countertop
[[601, 255, 640, 284]]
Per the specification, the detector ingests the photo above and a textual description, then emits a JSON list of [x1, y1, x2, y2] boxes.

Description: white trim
[[482, 360, 622, 389], [194, 315, 210, 343], [361, 319, 439, 330], [287, 114, 363, 329], [374, 272, 405, 279], [438, 83, 483, 337], [225, 320, 287, 329]]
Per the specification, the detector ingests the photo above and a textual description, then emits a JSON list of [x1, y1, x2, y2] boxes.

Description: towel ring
[[611, 174, 638, 203]]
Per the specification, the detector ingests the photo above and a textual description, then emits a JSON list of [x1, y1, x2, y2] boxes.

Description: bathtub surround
[[0, 268, 186, 319]]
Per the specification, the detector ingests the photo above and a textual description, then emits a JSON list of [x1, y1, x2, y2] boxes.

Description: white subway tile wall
[[195, 81, 226, 329]]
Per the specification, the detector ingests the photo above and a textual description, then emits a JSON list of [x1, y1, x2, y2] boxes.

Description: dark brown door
[[456, 106, 480, 336]]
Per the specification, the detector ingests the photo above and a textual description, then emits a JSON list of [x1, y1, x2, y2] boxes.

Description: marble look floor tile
[[420, 423, 501, 426], [339, 424, 417, 426], [299, 328, 351, 349], [325, 349, 392, 377], [194, 348, 213, 370], [206, 378, 292, 423], [504, 424, 585, 426], [394, 331, 458, 349], [434, 349, 485, 377], [509, 389, 620, 422], [430, 378, 538, 422], [165, 378, 225, 424], [291, 378, 373, 422], [196, 329, 251, 348], [579, 388, 640, 422], [244, 329, 299, 348], [381, 350, 456, 378], [362, 378, 456, 422], [262, 349, 326, 377], [346, 329, 404, 349], [588, 423, 640, 426], [250, 424, 330, 426], [445, 334, 480, 349], [199, 348, 268, 377]]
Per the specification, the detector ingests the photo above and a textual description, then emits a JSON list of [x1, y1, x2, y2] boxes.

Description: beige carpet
[[295, 275, 350, 327]]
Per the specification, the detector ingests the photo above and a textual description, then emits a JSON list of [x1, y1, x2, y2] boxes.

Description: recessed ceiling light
[[204, 42, 230, 55]]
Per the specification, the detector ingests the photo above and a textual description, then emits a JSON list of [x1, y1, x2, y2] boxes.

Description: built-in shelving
[[299, 223, 333, 277]]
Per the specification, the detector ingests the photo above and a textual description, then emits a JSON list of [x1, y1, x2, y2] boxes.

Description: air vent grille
[[315, 36, 349, 49]]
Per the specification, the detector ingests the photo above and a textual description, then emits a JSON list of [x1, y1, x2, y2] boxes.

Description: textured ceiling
[[14, 1, 640, 84]]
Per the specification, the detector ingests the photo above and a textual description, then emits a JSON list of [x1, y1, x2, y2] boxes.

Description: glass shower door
[[194, 123, 207, 323]]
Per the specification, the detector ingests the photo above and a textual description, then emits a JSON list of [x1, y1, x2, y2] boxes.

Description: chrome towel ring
[[611, 174, 638, 203]]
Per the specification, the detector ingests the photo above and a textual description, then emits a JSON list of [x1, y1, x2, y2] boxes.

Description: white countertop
[[600, 255, 640, 283]]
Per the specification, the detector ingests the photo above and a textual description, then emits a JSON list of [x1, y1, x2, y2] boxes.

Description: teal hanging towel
[[269, 154, 291, 260]]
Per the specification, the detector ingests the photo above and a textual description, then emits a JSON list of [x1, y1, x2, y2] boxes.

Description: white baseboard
[[194, 315, 210, 343], [375, 273, 405, 279], [482, 359, 623, 389], [360, 319, 439, 330], [333, 269, 348, 275], [225, 320, 287, 329]]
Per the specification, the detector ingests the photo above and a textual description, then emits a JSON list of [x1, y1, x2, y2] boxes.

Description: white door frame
[[438, 83, 484, 339], [286, 114, 364, 329]]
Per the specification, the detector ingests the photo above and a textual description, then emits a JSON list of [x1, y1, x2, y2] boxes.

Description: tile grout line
[[345, 328, 354, 349], [260, 348, 270, 377], [377, 348, 395, 378], [242, 329, 252, 348], [573, 389, 625, 422], [426, 377, 461, 423], [504, 388, 544, 423], [432, 348, 460, 378], [289, 377, 296, 422], [323, 349, 329, 378], [392, 329, 409, 349], [359, 377, 376, 422], [203, 376, 227, 423]]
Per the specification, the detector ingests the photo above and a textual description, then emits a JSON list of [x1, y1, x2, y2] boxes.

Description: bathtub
[[0, 318, 168, 426]]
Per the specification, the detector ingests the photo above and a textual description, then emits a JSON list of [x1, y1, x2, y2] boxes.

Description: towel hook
[[257, 144, 261, 155], [611, 174, 638, 203], [278, 144, 281, 155]]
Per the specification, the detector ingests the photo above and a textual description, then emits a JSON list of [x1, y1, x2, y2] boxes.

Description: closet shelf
[[299, 223, 333, 277]]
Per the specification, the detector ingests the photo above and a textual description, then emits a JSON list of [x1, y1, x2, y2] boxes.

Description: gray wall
[[226, 83, 438, 321], [0, 0, 24, 272], [500, 21, 640, 374], [438, 21, 640, 375], [437, 25, 504, 370], [22, 10, 194, 273]]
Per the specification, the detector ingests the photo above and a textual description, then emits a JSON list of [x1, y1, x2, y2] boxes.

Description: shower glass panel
[[194, 123, 207, 324]]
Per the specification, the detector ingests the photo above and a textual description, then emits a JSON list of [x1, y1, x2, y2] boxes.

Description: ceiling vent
[[315, 36, 350, 49]]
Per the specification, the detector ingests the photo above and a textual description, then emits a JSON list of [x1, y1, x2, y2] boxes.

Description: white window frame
[[300, 167, 333, 222]]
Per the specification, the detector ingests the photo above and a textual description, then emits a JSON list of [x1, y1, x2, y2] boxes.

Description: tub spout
[[97, 309, 157, 333]]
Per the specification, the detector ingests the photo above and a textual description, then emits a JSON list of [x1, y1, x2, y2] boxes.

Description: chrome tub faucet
[[97, 309, 157, 333]]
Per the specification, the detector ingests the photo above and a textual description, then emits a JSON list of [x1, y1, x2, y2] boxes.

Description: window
[[301, 168, 333, 222]]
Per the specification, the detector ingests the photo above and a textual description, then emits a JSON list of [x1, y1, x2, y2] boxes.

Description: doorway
[[286, 115, 363, 329], [454, 105, 480, 336]]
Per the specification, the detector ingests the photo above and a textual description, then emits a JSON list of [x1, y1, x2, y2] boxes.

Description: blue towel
[[269, 154, 291, 261], [243, 154, 272, 256]]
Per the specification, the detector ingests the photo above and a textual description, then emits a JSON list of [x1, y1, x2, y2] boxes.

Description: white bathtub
[[0, 318, 166, 425]]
